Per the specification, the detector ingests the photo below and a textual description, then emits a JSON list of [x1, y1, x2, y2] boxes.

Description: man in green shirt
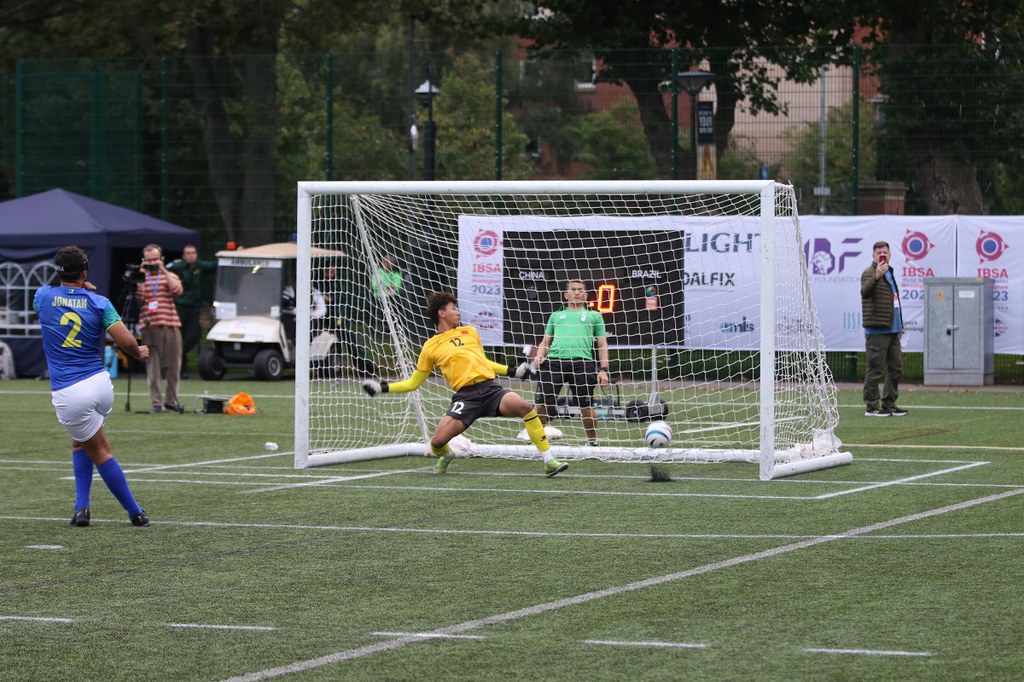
[[167, 244, 216, 377], [371, 254, 403, 302], [533, 280, 610, 446]]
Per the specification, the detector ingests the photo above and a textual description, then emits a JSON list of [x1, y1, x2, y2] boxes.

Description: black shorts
[[535, 358, 598, 409], [446, 379, 510, 426]]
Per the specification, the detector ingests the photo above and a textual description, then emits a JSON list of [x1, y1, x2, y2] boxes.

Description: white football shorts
[[51, 371, 114, 443]]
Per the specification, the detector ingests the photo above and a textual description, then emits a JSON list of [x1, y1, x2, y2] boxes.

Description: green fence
[[2, 47, 1023, 382]]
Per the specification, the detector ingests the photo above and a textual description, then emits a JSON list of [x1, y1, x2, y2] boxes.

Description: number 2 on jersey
[[60, 311, 83, 348]]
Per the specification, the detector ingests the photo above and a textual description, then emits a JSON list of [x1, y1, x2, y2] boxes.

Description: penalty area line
[[814, 461, 989, 500], [241, 468, 431, 494], [221, 486, 1024, 682]]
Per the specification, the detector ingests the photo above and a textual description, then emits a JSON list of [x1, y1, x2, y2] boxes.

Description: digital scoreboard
[[502, 230, 685, 347]]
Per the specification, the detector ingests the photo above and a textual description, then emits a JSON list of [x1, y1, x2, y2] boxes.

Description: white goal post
[[294, 180, 851, 480]]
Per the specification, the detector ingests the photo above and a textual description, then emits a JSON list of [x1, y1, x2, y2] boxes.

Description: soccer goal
[[294, 180, 850, 480]]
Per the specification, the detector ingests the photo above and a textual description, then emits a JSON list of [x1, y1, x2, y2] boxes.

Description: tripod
[[116, 282, 143, 413]]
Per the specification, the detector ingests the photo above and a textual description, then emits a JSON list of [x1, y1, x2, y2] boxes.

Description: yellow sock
[[430, 442, 451, 458], [523, 410, 550, 453]]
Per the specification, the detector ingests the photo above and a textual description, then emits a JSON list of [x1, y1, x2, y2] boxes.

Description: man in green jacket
[[860, 240, 907, 417], [167, 244, 216, 378]]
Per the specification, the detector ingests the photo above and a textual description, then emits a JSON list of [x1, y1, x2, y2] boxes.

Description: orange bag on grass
[[225, 392, 256, 415]]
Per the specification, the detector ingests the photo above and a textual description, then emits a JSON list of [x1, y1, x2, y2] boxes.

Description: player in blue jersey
[[34, 246, 152, 527]]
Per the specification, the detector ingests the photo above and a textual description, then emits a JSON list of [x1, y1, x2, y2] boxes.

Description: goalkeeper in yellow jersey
[[362, 291, 568, 477]]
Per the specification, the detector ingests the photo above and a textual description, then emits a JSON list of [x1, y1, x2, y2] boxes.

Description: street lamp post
[[678, 71, 714, 179], [415, 68, 439, 181]]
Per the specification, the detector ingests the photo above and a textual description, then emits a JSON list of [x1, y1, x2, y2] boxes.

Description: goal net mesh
[[296, 182, 843, 477]]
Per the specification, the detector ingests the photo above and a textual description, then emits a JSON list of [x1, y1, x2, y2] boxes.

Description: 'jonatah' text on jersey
[[35, 285, 121, 391]]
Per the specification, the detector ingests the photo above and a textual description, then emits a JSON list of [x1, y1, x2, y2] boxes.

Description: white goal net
[[294, 180, 849, 480]]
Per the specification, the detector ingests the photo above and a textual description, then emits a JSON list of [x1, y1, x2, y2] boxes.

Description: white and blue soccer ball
[[645, 420, 672, 448]]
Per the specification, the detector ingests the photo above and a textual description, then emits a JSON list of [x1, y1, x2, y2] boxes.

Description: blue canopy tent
[[0, 189, 199, 377]]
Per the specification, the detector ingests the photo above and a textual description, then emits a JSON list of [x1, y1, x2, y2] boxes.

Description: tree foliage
[[502, 2, 851, 178]]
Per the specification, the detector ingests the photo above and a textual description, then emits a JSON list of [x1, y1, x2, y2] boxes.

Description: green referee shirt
[[544, 306, 606, 360]]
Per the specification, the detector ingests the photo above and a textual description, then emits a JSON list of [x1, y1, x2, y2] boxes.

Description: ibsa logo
[[472, 263, 502, 274], [901, 230, 934, 262], [803, 237, 862, 275], [473, 230, 501, 258], [976, 230, 1009, 263], [994, 318, 1007, 338], [720, 316, 755, 333], [471, 311, 498, 330]]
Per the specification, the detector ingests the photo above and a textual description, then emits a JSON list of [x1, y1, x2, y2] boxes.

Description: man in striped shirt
[[136, 244, 184, 413]]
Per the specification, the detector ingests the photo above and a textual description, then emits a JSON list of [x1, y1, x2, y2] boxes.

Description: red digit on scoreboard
[[595, 283, 616, 313]]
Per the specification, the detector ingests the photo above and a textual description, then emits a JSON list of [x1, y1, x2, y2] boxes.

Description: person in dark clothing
[[860, 240, 907, 418]]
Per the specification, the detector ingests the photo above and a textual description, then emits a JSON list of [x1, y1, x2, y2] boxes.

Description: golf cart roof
[[215, 242, 344, 260]]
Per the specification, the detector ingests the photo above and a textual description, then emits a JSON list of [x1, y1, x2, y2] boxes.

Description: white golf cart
[[198, 242, 343, 381]]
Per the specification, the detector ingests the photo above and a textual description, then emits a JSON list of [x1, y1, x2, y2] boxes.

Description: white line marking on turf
[[0, 615, 76, 623], [371, 631, 485, 640], [6, 515, 1024, 542], [814, 462, 989, 499], [581, 639, 708, 649], [803, 647, 933, 657], [130, 452, 290, 474], [26, 545, 65, 550], [241, 468, 430, 494], [166, 623, 278, 632], [221, 487, 1024, 682]]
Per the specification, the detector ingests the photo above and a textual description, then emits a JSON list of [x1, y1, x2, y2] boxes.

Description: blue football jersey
[[34, 285, 122, 390]]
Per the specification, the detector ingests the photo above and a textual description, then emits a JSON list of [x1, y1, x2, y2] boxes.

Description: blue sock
[[97, 458, 142, 517], [72, 449, 93, 511]]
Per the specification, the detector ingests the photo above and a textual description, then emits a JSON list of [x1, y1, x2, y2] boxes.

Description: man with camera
[[136, 244, 184, 413], [861, 240, 907, 418]]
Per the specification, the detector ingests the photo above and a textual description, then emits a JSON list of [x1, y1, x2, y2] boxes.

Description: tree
[[503, 2, 850, 178], [781, 100, 877, 215], [842, 2, 1024, 214], [569, 101, 656, 180], [432, 53, 534, 180]]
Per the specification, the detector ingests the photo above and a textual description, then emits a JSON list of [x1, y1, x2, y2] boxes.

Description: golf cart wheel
[[198, 347, 226, 381], [254, 349, 285, 381]]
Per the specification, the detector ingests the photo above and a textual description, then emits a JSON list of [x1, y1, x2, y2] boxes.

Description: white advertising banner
[[800, 216, 958, 352], [955, 216, 1023, 354], [457, 216, 506, 346], [457, 213, 1021, 354]]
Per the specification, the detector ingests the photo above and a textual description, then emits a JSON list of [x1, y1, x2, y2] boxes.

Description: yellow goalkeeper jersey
[[416, 325, 497, 391]]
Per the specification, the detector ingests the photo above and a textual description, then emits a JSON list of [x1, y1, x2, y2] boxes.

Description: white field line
[[803, 647, 933, 657], [166, 623, 278, 632], [581, 639, 708, 649], [0, 614, 277, 631], [50, 475, 814, 500], [853, 444, 1024, 452], [3, 515, 1023, 541], [838, 403, 1024, 412], [241, 469, 430, 494], [130, 451, 290, 474], [370, 631, 485, 640], [814, 462, 990, 500], [222, 487, 1024, 682], [16, 461, 1023, 492]]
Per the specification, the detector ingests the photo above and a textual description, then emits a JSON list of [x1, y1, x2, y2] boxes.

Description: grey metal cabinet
[[923, 278, 994, 385]]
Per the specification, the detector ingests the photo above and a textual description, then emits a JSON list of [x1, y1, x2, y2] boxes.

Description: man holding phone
[[860, 240, 907, 417]]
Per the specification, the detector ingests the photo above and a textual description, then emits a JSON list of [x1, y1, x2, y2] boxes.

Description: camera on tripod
[[122, 263, 147, 285]]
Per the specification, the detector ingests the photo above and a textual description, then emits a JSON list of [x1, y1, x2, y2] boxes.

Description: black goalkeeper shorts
[[446, 379, 510, 426], [535, 358, 598, 409]]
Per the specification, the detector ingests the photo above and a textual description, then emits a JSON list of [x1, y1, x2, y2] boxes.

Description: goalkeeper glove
[[361, 379, 390, 396], [512, 362, 537, 380]]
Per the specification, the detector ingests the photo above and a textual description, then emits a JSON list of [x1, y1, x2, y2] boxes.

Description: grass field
[[2, 376, 1023, 681]]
